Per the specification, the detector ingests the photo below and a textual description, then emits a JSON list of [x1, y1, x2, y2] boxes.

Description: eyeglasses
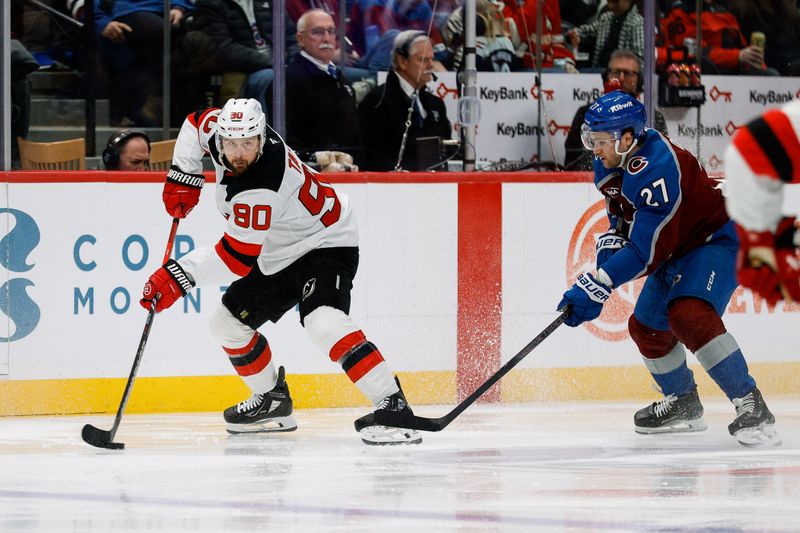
[[608, 68, 639, 79], [304, 27, 337, 38]]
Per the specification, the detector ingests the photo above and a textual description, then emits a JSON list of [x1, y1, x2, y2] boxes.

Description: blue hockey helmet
[[580, 90, 646, 150]]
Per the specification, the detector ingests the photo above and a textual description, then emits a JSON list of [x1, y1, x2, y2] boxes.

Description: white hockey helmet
[[215, 98, 267, 160]]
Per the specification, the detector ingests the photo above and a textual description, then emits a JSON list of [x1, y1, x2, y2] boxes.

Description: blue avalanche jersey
[[593, 129, 731, 287]]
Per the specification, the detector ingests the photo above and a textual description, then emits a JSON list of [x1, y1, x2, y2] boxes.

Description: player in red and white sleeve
[[724, 100, 800, 306], [140, 98, 420, 445]]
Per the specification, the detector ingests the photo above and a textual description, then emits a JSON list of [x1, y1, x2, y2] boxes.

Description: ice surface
[[1, 399, 798, 532]]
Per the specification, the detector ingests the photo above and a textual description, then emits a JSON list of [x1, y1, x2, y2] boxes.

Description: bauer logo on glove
[[577, 272, 611, 302]]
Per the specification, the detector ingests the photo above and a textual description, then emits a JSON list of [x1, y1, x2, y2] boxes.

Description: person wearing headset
[[102, 129, 152, 171], [357, 30, 451, 171], [563, 49, 668, 171]]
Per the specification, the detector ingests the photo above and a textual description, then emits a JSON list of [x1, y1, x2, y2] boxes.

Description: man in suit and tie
[[268, 9, 362, 163], [358, 30, 453, 171]]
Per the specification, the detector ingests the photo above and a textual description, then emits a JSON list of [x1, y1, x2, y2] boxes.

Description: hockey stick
[[82, 217, 180, 449], [355, 309, 569, 433]]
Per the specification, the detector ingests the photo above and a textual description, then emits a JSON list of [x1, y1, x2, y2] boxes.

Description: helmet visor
[[220, 136, 261, 156], [580, 123, 618, 151]]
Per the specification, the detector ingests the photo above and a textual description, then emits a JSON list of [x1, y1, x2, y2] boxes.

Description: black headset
[[102, 129, 151, 169], [394, 30, 428, 59]]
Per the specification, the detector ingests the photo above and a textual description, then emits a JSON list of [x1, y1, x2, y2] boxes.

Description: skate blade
[[734, 425, 782, 447], [226, 415, 298, 435], [635, 417, 707, 434], [360, 425, 422, 446]]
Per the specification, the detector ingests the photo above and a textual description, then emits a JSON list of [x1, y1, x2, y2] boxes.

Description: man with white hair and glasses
[[267, 9, 362, 164]]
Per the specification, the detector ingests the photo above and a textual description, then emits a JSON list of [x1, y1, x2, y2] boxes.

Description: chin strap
[[614, 137, 639, 168]]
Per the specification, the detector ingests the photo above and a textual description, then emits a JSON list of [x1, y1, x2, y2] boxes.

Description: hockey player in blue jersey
[[557, 91, 780, 447]]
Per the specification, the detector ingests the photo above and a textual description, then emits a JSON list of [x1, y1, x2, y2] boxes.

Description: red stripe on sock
[[329, 330, 366, 362], [223, 333, 260, 355], [345, 350, 384, 383], [234, 343, 272, 377]]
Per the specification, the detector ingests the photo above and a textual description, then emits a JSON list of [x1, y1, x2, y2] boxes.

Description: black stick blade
[[81, 424, 125, 450], [354, 411, 444, 433]]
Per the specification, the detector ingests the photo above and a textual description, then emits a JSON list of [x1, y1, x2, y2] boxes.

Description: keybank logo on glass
[[0, 209, 41, 342]]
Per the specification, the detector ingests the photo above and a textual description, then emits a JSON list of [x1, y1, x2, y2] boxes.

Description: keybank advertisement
[[3, 180, 797, 382], [423, 73, 800, 170]]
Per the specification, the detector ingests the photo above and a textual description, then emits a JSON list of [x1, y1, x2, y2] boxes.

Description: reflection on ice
[[0, 400, 798, 532]]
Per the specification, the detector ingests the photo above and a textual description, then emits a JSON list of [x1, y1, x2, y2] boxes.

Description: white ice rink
[[2, 399, 799, 532]]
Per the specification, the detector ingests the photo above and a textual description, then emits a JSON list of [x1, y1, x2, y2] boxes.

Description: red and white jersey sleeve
[[724, 100, 800, 232], [171, 108, 221, 174]]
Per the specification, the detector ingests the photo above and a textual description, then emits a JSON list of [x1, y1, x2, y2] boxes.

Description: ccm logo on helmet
[[609, 101, 634, 112]]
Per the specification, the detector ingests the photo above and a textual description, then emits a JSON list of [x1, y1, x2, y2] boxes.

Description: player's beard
[[224, 154, 255, 176]]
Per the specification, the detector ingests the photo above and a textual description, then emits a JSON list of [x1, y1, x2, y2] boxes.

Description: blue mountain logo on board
[[0, 208, 41, 342]]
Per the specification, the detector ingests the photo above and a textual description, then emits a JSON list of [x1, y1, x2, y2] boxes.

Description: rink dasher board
[[0, 173, 797, 414]]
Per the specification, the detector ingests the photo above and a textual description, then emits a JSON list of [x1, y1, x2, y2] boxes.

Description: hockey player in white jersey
[[139, 98, 421, 445], [724, 100, 800, 305]]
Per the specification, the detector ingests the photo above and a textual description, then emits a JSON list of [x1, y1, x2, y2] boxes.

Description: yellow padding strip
[[0, 362, 797, 417], [0, 371, 456, 417], [500, 362, 800, 402]]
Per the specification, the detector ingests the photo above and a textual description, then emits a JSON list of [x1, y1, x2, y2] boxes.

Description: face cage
[[580, 123, 620, 151]]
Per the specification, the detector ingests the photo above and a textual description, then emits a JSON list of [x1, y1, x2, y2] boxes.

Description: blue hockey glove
[[558, 272, 612, 327], [596, 230, 629, 270]]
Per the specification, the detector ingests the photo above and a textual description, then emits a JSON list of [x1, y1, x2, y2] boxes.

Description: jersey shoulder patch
[[626, 155, 649, 175]]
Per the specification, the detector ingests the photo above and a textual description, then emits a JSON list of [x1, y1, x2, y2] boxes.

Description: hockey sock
[[645, 356, 696, 397], [332, 333, 398, 405], [224, 332, 277, 394], [695, 332, 756, 400]]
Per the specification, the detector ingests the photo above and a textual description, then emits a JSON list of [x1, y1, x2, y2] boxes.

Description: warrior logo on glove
[[140, 259, 195, 313]]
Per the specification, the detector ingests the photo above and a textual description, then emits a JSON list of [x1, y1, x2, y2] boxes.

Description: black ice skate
[[634, 388, 707, 434], [728, 387, 781, 447], [356, 379, 422, 445], [224, 366, 298, 434]]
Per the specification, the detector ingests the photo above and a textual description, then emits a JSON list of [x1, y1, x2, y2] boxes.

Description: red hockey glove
[[736, 218, 800, 305], [140, 260, 195, 312], [162, 168, 205, 219]]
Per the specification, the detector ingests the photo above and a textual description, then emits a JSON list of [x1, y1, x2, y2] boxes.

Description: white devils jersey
[[170, 108, 358, 285]]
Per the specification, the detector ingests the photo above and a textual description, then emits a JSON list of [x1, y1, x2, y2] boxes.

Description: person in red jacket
[[500, 0, 575, 70], [658, 0, 777, 75]]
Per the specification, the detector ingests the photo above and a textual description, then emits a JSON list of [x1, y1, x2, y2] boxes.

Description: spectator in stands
[[95, 0, 193, 126], [441, 0, 519, 72], [284, 0, 371, 83], [191, 0, 298, 116], [358, 30, 452, 171], [727, 0, 800, 76], [101, 129, 152, 171], [566, 0, 644, 69], [658, 0, 778, 76], [499, 0, 576, 71], [267, 9, 362, 163], [564, 49, 668, 171], [349, 0, 442, 58]]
